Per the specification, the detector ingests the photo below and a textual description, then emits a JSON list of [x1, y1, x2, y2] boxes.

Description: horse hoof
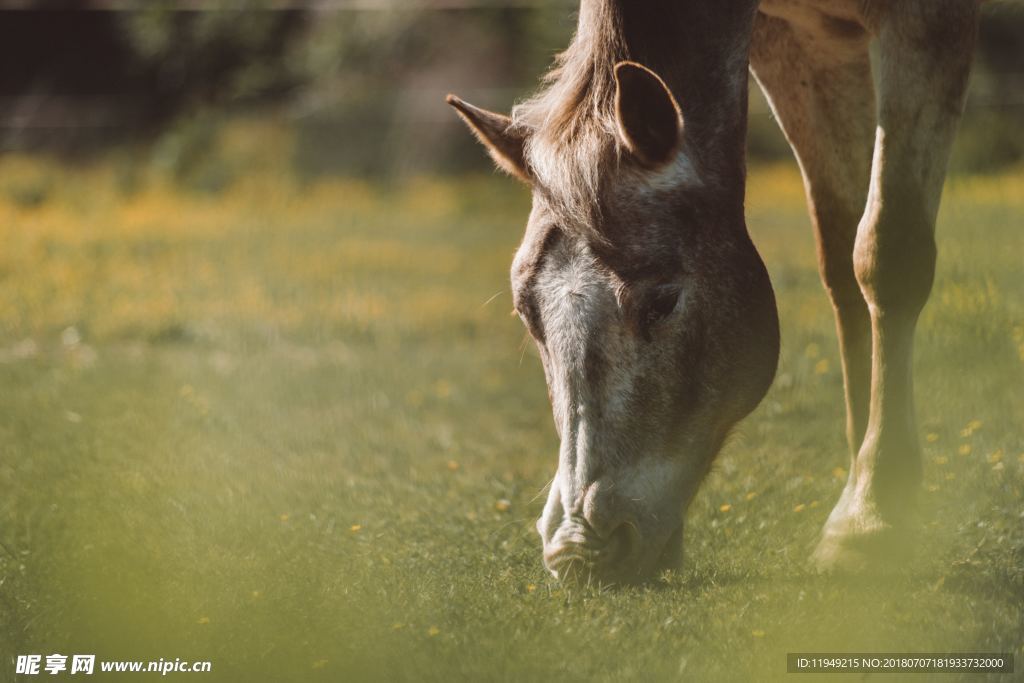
[[811, 523, 913, 574]]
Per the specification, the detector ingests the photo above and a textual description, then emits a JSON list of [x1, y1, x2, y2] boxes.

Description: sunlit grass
[[0, 145, 1021, 681], [0, 153, 515, 342]]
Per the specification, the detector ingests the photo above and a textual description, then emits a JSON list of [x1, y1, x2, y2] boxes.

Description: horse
[[447, 0, 980, 583]]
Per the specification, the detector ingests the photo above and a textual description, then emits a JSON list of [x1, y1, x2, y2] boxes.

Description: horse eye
[[646, 288, 680, 324]]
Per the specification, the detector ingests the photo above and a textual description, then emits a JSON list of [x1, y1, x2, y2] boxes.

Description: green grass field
[[0, 144, 1022, 681]]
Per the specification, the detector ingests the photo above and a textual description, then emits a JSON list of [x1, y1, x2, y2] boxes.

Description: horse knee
[[853, 199, 936, 317]]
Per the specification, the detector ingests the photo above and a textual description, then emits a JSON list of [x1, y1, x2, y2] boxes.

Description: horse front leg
[[751, 12, 875, 458]]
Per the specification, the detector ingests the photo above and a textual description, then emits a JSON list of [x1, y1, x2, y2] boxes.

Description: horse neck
[[581, 0, 758, 205]]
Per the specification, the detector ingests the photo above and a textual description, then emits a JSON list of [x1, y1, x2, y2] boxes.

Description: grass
[[0, 145, 1022, 681]]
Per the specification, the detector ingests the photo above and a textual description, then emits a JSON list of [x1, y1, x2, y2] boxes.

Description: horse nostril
[[544, 520, 642, 585]]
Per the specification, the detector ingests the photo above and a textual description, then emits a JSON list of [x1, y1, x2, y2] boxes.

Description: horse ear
[[446, 94, 530, 182], [613, 61, 683, 167]]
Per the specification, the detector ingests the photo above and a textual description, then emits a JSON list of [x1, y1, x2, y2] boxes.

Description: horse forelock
[[510, 5, 627, 239]]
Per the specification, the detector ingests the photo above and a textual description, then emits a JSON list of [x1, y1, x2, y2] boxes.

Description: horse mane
[[510, 2, 628, 229]]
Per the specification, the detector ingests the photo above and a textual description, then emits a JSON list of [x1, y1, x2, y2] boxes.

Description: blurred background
[[1, 0, 1022, 187]]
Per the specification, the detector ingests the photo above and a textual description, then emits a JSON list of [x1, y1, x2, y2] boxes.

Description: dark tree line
[[0, 2, 1021, 173]]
